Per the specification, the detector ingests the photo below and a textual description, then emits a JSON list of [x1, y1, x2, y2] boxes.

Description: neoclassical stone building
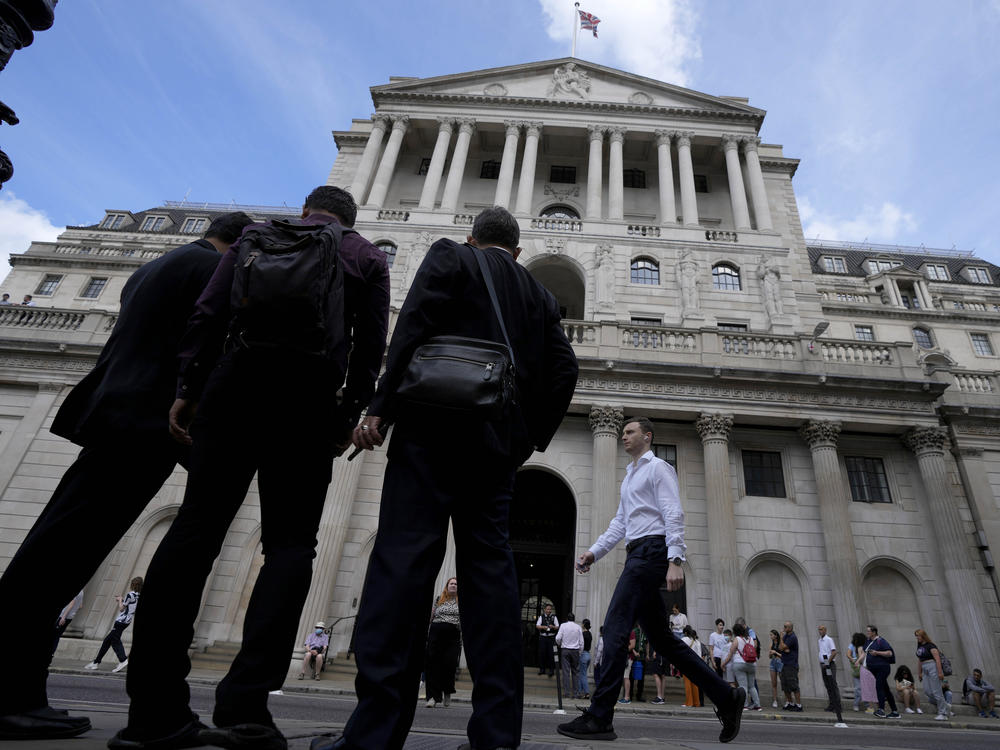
[[2, 59, 999, 694]]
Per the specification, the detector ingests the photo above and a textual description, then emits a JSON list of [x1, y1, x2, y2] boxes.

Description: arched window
[[712, 263, 741, 291], [630, 257, 659, 285], [376, 241, 397, 269], [912, 327, 933, 349], [540, 205, 580, 220]]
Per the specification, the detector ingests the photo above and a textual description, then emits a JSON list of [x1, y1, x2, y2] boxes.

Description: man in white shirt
[[709, 619, 728, 677], [817, 625, 844, 722], [557, 417, 744, 744], [536, 604, 559, 676], [555, 613, 585, 699]]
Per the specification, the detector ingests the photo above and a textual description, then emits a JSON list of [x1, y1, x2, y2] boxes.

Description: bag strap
[[468, 244, 517, 371]]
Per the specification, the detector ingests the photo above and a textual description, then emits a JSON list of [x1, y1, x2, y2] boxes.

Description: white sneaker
[[852, 706, 859, 712], [935, 714, 947, 721], [916, 708, 923, 714], [425, 698, 436, 708], [83, 662, 99, 670], [905, 707, 915, 713], [112, 660, 128, 673], [771, 700, 778, 708]]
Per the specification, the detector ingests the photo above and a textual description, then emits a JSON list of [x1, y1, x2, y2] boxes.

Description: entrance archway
[[510, 468, 576, 667], [527, 257, 585, 320]]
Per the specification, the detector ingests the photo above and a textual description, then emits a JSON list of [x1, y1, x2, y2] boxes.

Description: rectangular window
[[80, 277, 108, 299], [836, 293, 866, 302], [967, 267, 991, 284], [549, 165, 577, 184], [854, 325, 875, 341], [653, 444, 677, 471], [141, 216, 166, 232], [623, 169, 646, 189], [693, 174, 709, 193], [925, 264, 949, 280], [823, 257, 847, 273], [846, 456, 891, 503], [101, 213, 126, 229], [870, 259, 901, 273], [34, 274, 63, 296], [417, 157, 432, 175], [971, 333, 995, 356], [181, 218, 206, 234], [630, 317, 661, 326], [718, 323, 748, 332], [900, 294, 920, 309], [742, 450, 785, 497], [480, 160, 501, 179]]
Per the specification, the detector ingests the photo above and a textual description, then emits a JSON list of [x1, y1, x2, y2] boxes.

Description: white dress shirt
[[589, 450, 686, 562], [818, 634, 837, 663], [555, 620, 584, 650]]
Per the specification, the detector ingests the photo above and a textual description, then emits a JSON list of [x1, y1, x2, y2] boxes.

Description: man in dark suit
[[0, 212, 253, 741], [319, 207, 579, 750]]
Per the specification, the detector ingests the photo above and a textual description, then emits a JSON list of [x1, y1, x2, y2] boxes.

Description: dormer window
[[141, 216, 167, 232], [101, 213, 127, 230], [182, 218, 207, 234], [924, 263, 949, 281], [868, 259, 901, 274], [965, 267, 992, 284], [823, 257, 847, 273]]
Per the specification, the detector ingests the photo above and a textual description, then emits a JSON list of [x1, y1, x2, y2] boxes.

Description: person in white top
[[557, 416, 744, 744], [709, 619, 728, 677], [817, 625, 844, 722], [721, 622, 761, 710], [555, 613, 585, 699], [669, 604, 688, 637]]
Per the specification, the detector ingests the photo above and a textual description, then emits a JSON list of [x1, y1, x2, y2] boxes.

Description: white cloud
[[0, 193, 62, 287], [539, 0, 700, 87], [798, 195, 918, 244]]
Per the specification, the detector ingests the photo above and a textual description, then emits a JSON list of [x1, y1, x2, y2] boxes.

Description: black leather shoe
[[0, 705, 91, 740], [199, 723, 286, 750], [716, 686, 746, 743], [108, 719, 208, 749]]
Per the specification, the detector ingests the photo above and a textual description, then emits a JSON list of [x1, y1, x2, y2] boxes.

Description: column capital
[[390, 115, 410, 132], [799, 420, 841, 450], [675, 131, 694, 148], [521, 121, 543, 137], [608, 126, 626, 143], [589, 405, 624, 438], [456, 118, 477, 136], [503, 120, 521, 137], [903, 426, 950, 456], [740, 136, 761, 153], [435, 117, 456, 133], [695, 412, 734, 442], [654, 129, 674, 147], [720, 133, 741, 151], [587, 124, 607, 141], [371, 113, 391, 129]]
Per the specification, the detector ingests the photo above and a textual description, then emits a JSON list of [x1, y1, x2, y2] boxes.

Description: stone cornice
[[9, 255, 146, 272], [332, 132, 368, 148], [758, 158, 799, 176], [820, 302, 1000, 327]]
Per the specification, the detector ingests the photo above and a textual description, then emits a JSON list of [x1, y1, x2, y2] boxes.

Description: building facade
[[2, 59, 999, 694]]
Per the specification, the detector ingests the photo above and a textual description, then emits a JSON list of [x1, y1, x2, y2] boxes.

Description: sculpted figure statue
[[404, 232, 431, 292], [547, 62, 591, 99], [596, 244, 614, 310], [676, 250, 701, 313], [756, 255, 784, 318]]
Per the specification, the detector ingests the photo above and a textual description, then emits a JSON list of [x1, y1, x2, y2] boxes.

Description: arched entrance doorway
[[510, 468, 576, 667], [527, 257, 585, 320]]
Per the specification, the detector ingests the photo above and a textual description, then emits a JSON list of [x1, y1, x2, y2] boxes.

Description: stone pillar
[[695, 413, 743, 622], [607, 127, 625, 221], [915, 279, 933, 310], [799, 421, 865, 667], [655, 130, 677, 225], [294, 450, 367, 652], [950, 445, 1000, 602], [903, 427, 1000, 677], [0, 382, 62, 506], [440, 118, 476, 213], [585, 125, 605, 220], [676, 132, 699, 226], [887, 278, 904, 307], [417, 118, 454, 210], [494, 121, 521, 209], [741, 137, 773, 230], [588, 406, 623, 626], [349, 114, 389, 204], [366, 115, 410, 208], [721, 135, 751, 230], [514, 121, 542, 215]]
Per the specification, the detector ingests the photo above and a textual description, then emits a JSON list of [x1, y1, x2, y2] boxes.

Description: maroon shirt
[[176, 213, 390, 426]]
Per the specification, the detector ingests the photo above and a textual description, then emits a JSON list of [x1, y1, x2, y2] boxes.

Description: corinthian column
[[417, 119, 454, 210], [440, 118, 476, 213], [903, 427, 1000, 677], [586, 125, 605, 220], [721, 135, 751, 230], [607, 127, 625, 221], [494, 121, 521, 209], [741, 137, 773, 230], [655, 130, 676, 225], [349, 114, 390, 204], [366, 115, 410, 208], [588, 406, 624, 626], [676, 132, 699, 226], [695, 413, 742, 622], [799, 421, 865, 662], [514, 122, 542, 215]]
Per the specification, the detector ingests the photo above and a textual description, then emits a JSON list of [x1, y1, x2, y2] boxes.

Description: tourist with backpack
[[113, 186, 390, 750], [864, 624, 900, 718], [721, 621, 761, 711]]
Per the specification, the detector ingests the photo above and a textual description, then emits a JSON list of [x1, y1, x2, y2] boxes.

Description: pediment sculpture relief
[[628, 91, 653, 105], [546, 62, 591, 99], [483, 83, 508, 96], [544, 184, 580, 199]]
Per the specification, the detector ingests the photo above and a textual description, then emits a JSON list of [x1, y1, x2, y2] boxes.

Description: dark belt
[[625, 535, 665, 554]]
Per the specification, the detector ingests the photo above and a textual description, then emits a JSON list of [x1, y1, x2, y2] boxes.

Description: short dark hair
[[567, 612, 575, 622], [304, 185, 357, 227], [715, 618, 724, 626], [130, 576, 143, 593], [625, 416, 655, 441], [866, 624, 879, 635], [733, 622, 748, 638], [582, 618, 591, 629], [471, 206, 519, 250], [205, 212, 253, 244]]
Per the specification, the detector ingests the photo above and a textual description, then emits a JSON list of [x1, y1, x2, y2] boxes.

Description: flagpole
[[571, 2, 579, 57]]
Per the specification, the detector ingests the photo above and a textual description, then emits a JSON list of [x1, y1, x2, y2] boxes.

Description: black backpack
[[228, 219, 351, 357]]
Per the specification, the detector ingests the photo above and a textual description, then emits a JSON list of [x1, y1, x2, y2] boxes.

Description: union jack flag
[[578, 9, 601, 38]]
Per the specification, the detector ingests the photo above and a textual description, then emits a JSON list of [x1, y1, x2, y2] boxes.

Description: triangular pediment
[[371, 58, 763, 120]]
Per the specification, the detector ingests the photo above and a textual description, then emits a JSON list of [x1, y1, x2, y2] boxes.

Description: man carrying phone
[[559, 417, 745, 744]]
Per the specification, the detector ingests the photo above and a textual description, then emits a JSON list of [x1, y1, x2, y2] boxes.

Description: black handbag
[[395, 245, 517, 420]]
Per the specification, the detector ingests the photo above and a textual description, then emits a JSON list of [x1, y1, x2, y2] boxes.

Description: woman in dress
[[767, 629, 783, 708], [914, 629, 950, 720], [424, 577, 461, 708], [847, 632, 868, 711]]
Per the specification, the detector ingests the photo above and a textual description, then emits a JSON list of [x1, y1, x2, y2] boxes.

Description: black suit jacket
[[369, 239, 578, 464], [51, 239, 222, 446]]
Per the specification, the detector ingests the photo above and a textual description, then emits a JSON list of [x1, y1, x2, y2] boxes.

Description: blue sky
[[2, 0, 999, 273]]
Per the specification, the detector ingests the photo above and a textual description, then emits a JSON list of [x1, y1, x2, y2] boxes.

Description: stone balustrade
[[376, 209, 409, 222], [627, 224, 660, 237], [949, 370, 996, 393], [0, 307, 115, 348], [0, 307, 87, 331], [54, 246, 163, 259], [563, 320, 597, 344], [453, 214, 475, 225], [529, 217, 583, 232], [818, 339, 893, 365], [705, 230, 738, 242], [620, 324, 698, 352], [720, 332, 798, 359]]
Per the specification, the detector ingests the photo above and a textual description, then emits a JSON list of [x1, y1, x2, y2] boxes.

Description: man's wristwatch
[[670, 556, 683, 566]]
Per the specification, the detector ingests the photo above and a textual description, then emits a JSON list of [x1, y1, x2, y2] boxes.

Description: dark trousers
[[821, 660, 842, 717], [424, 622, 461, 702], [561, 648, 580, 697], [94, 621, 130, 663], [589, 538, 732, 723], [342, 425, 523, 750], [869, 664, 897, 712], [124, 354, 337, 736], [538, 636, 556, 674], [0, 438, 181, 714]]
